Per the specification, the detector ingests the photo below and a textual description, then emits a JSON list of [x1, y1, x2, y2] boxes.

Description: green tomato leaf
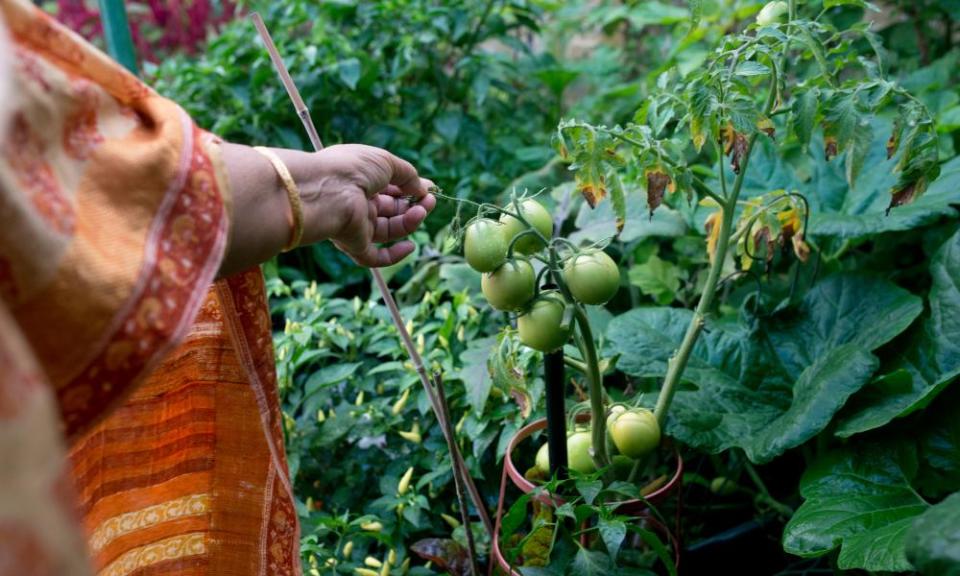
[[905, 491, 960, 575], [571, 189, 686, 245], [837, 230, 960, 436], [783, 443, 927, 572], [914, 385, 960, 500], [792, 88, 819, 147], [627, 255, 682, 305], [501, 494, 531, 542], [739, 129, 960, 239], [687, 0, 703, 29], [747, 344, 878, 462]]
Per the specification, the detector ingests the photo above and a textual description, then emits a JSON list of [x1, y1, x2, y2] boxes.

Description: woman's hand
[[289, 144, 436, 266], [218, 142, 436, 277]]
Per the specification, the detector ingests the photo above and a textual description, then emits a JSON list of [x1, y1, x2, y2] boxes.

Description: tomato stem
[[652, 61, 780, 427], [572, 305, 611, 471]]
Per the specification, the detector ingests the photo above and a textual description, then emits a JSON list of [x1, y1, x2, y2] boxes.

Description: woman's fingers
[[344, 240, 415, 268], [386, 153, 428, 199], [373, 204, 428, 242]]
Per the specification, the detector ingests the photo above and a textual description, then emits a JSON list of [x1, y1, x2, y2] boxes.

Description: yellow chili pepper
[[391, 388, 410, 415], [397, 466, 415, 495]]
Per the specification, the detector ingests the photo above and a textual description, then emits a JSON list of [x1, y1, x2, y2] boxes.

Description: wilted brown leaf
[[704, 210, 722, 263], [757, 117, 776, 138], [411, 539, 471, 576], [645, 170, 671, 217], [886, 132, 898, 160], [824, 135, 838, 161], [887, 179, 926, 213]]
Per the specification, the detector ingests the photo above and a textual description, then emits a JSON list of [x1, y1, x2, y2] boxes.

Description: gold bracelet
[[253, 146, 304, 252]]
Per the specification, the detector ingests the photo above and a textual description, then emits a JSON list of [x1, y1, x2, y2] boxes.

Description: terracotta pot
[[491, 415, 684, 575], [504, 415, 684, 510]]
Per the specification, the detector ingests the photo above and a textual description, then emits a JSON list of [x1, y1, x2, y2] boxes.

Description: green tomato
[[481, 259, 535, 311], [710, 476, 738, 496], [756, 1, 788, 26], [563, 250, 621, 305], [535, 442, 550, 474], [606, 404, 626, 431], [463, 218, 507, 272], [567, 430, 596, 474], [609, 408, 661, 459], [517, 292, 570, 352], [500, 199, 553, 255]]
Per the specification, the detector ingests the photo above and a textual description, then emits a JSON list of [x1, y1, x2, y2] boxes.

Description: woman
[[0, 1, 435, 574]]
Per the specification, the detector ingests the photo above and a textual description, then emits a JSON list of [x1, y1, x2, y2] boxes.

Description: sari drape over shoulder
[[0, 1, 301, 574]]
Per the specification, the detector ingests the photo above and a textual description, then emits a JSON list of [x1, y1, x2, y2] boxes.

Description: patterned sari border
[[64, 113, 228, 439]]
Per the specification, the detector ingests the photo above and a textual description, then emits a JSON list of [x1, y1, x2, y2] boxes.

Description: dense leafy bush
[[151, 0, 960, 573]]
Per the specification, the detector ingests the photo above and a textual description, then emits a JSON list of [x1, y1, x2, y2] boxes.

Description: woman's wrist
[[218, 142, 298, 277]]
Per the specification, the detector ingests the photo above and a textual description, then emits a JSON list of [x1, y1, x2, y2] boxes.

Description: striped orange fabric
[[0, 1, 301, 574]]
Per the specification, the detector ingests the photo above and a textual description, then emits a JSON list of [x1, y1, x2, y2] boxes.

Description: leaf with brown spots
[[887, 178, 927, 214], [645, 170, 671, 217], [704, 210, 722, 262], [729, 131, 749, 174], [411, 539, 471, 576], [757, 117, 776, 138], [886, 131, 898, 160], [824, 135, 839, 161], [792, 232, 811, 262]]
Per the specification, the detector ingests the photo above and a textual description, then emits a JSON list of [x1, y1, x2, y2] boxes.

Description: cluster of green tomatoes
[[534, 405, 662, 475], [462, 197, 621, 352], [462, 196, 662, 476]]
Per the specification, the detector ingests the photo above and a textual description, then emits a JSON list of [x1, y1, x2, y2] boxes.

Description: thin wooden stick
[[250, 12, 493, 538]]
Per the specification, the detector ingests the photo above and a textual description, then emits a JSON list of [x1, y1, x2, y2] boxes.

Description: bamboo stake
[[250, 13, 493, 540]]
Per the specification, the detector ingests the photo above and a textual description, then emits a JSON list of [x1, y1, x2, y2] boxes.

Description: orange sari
[[0, 1, 300, 574]]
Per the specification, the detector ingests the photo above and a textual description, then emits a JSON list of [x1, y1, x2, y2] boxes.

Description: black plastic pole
[[544, 348, 568, 479]]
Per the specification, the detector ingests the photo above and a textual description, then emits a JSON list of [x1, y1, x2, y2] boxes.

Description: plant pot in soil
[[490, 416, 685, 574], [504, 415, 684, 513]]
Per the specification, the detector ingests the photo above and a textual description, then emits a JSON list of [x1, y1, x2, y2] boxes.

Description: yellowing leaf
[[705, 210, 723, 262]]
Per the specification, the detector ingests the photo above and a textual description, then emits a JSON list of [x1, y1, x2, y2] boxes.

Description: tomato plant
[[244, 0, 960, 573]]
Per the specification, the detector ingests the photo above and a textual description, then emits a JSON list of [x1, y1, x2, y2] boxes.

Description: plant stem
[[574, 305, 610, 470], [652, 30, 782, 426], [744, 458, 794, 518]]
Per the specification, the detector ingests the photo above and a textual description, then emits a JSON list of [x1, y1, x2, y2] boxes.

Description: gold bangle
[[253, 146, 304, 252]]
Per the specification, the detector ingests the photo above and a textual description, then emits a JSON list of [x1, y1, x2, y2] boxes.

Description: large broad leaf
[[905, 491, 960, 575], [608, 274, 919, 463], [837, 229, 960, 436], [766, 273, 923, 380], [914, 384, 960, 500], [783, 443, 928, 572], [784, 386, 960, 572], [739, 130, 960, 239]]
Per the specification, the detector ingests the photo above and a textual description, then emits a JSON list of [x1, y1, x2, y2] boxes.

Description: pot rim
[[504, 414, 683, 506]]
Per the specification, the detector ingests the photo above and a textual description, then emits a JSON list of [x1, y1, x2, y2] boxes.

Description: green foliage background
[[152, 0, 960, 574]]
